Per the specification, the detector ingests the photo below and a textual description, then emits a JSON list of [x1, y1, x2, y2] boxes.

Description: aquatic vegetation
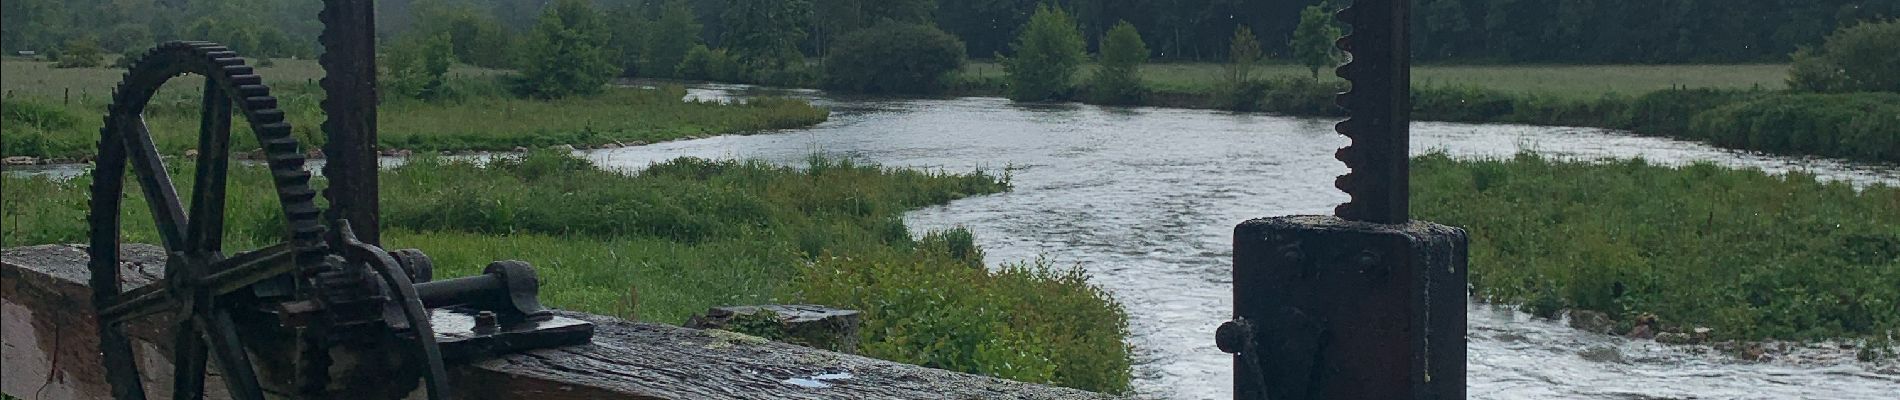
[[1415, 153, 1900, 342]]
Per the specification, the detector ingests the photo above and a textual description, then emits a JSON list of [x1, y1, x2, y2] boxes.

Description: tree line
[[9, 1, 1900, 64]]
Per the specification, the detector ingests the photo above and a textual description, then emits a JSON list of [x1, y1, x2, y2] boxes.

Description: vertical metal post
[[1332, 0, 1411, 224], [319, 0, 381, 245], [1220, 0, 1466, 399]]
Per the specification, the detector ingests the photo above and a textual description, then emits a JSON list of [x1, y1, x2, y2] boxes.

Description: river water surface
[[11, 84, 1899, 399], [626, 85, 1900, 399]]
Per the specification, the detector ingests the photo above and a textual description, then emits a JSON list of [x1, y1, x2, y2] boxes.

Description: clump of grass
[[798, 250, 1132, 393], [1415, 152, 1900, 341]]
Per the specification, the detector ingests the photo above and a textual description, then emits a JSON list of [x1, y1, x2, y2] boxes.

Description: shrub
[[114, 47, 148, 69], [54, 38, 105, 68], [1224, 26, 1262, 86], [676, 45, 742, 82], [823, 23, 968, 94], [1290, 5, 1344, 80], [515, 0, 618, 99], [1625, 88, 1761, 136], [1789, 20, 1900, 93], [1689, 93, 1900, 162], [1412, 85, 1518, 122], [1001, 5, 1087, 101], [1085, 22, 1148, 105], [384, 33, 458, 101]]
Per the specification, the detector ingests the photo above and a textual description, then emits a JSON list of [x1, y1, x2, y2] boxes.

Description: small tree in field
[[1790, 19, 1900, 93], [1002, 4, 1087, 101], [516, 0, 617, 98], [55, 38, 105, 68], [1225, 26, 1262, 85], [385, 33, 457, 100], [1291, 5, 1342, 81], [1087, 21, 1148, 105]]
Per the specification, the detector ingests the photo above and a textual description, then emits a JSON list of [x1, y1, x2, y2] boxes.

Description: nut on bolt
[[1216, 319, 1253, 354]]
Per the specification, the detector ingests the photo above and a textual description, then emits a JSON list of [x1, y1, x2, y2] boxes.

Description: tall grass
[[0, 152, 1134, 393], [1416, 153, 1900, 341]]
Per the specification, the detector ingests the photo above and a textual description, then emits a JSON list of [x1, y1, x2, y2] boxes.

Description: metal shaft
[[1332, 0, 1412, 224], [319, 0, 382, 244]]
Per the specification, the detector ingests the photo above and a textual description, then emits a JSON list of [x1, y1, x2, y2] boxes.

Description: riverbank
[[1415, 152, 1899, 355], [0, 59, 830, 161], [951, 63, 1900, 164], [0, 152, 1135, 394]]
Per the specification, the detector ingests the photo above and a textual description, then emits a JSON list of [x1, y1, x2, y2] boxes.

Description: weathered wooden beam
[[3, 245, 1115, 400]]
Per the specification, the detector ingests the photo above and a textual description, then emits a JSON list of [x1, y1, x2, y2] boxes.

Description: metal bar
[[1332, 0, 1412, 224], [319, 0, 382, 245], [186, 79, 232, 255], [414, 274, 507, 309]]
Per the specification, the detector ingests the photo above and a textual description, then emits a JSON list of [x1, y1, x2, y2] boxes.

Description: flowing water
[[10, 84, 1899, 399]]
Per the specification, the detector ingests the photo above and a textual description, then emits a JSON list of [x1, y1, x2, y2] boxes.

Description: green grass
[[962, 62, 1789, 100], [1416, 153, 1900, 342], [0, 59, 829, 159], [0, 152, 1134, 393]]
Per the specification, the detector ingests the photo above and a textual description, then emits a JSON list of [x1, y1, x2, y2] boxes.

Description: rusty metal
[[86, 1, 592, 397], [320, 0, 382, 245], [1331, 0, 1413, 224], [1222, 1, 1467, 399], [89, 41, 328, 400]]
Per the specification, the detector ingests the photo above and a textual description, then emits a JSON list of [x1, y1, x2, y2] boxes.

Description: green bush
[[1290, 4, 1343, 80], [1689, 92, 1900, 162], [1001, 5, 1087, 102], [824, 23, 968, 94], [915, 228, 985, 269], [1085, 22, 1148, 105], [54, 38, 105, 68], [383, 33, 458, 101], [515, 0, 617, 99], [798, 254, 1131, 393], [677, 45, 742, 82], [641, 0, 702, 78], [1416, 153, 1900, 341], [1626, 88, 1760, 136], [1789, 20, 1900, 93]]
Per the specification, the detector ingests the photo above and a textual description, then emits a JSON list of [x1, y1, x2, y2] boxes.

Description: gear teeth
[[91, 39, 343, 400]]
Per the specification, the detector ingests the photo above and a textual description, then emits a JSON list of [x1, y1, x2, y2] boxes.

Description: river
[[10, 83, 1899, 399]]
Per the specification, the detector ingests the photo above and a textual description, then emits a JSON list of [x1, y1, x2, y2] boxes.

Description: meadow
[[961, 62, 1791, 100], [0, 153, 1134, 393], [1, 59, 830, 159], [1415, 153, 1900, 343]]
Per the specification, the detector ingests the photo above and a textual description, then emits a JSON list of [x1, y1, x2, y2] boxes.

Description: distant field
[[1, 59, 826, 159], [962, 62, 1790, 99], [0, 58, 502, 100]]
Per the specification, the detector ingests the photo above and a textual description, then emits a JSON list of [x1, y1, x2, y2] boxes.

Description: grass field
[[1416, 153, 1899, 343], [0, 152, 1134, 392], [1, 58, 502, 99], [962, 62, 1790, 99], [1, 59, 829, 159]]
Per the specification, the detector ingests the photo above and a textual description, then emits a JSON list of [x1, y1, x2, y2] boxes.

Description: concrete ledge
[[3, 244, 1115, 399]]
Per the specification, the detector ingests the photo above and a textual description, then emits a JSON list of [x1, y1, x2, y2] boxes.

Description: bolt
[[1216, 320, 1252, 354], [474, 310, 499, 332]]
